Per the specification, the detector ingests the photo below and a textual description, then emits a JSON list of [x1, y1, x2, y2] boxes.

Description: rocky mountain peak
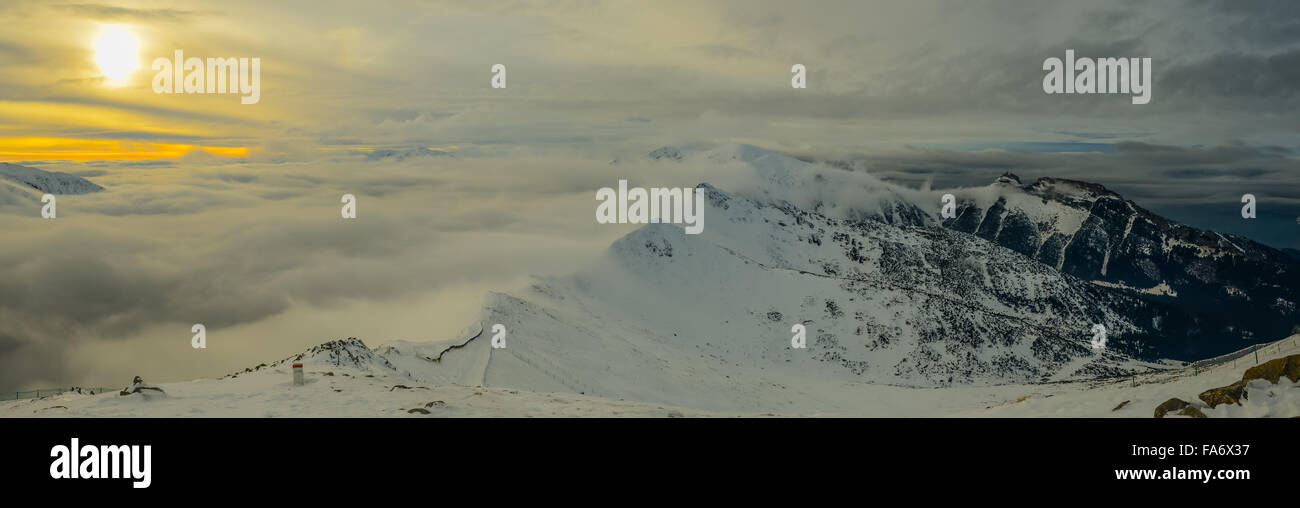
[[994, 172, 1021, 185]]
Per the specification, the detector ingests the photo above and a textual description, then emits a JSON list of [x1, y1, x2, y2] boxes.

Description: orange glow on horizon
[[0, 137, 251, 161]]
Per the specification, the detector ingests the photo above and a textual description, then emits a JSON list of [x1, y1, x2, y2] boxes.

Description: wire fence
[[1189, 337, 1297, 376], [0, 387, 117, 402]]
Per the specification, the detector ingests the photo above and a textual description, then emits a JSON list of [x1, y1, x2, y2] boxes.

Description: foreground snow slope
[[4, 335, 1293, 417], [0, 336, 736, 417], [971, 335, 1300, 417]]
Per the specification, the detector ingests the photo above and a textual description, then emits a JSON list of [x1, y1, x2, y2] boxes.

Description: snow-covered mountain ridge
[[323, 144, 1244, 413], [380, 143, 1292, 413], [942, 171, 1300, 359], [0, 162, 104, 195]]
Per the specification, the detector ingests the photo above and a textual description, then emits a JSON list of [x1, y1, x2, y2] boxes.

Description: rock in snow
[[119, 376, 166, 399]]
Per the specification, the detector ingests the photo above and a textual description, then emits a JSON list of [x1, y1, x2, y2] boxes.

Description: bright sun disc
[[93, 25, 139, 82]]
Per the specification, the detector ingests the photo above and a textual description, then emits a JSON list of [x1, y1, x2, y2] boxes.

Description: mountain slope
[[398, 145, 1300, 414], [941, 173, 1300, 359], [0, 162, 104, 195], [419, 179, 1195, 413]]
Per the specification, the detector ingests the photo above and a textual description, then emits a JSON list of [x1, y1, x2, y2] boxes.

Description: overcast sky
[[3, 1, 1299, 153], [0, 0, 1297, 390]]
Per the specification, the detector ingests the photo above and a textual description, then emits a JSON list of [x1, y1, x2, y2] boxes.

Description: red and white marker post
[[292, 363, 304, 386]]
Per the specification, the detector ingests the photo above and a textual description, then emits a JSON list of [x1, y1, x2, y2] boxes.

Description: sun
[[93, 25, 139, 85]]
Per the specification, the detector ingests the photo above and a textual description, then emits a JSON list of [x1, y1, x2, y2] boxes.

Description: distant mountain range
[[0, 162, 104, 195]]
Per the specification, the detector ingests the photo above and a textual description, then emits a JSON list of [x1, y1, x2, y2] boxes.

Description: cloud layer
[[0, 152, 654, 389]]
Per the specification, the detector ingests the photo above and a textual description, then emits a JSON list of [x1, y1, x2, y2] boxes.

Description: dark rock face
[[944, 177, 1300, 361], [292, 338, 396, 371], [233, 337, 397, 377]]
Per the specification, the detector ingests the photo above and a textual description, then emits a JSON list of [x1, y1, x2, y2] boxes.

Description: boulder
[[1154, 398, 1191, 418], [1176, 406, 1207, 418], [1241, 354, 1300, 384], [1198, 380, 1247, 408], [1191, 353, 1300, 412]]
